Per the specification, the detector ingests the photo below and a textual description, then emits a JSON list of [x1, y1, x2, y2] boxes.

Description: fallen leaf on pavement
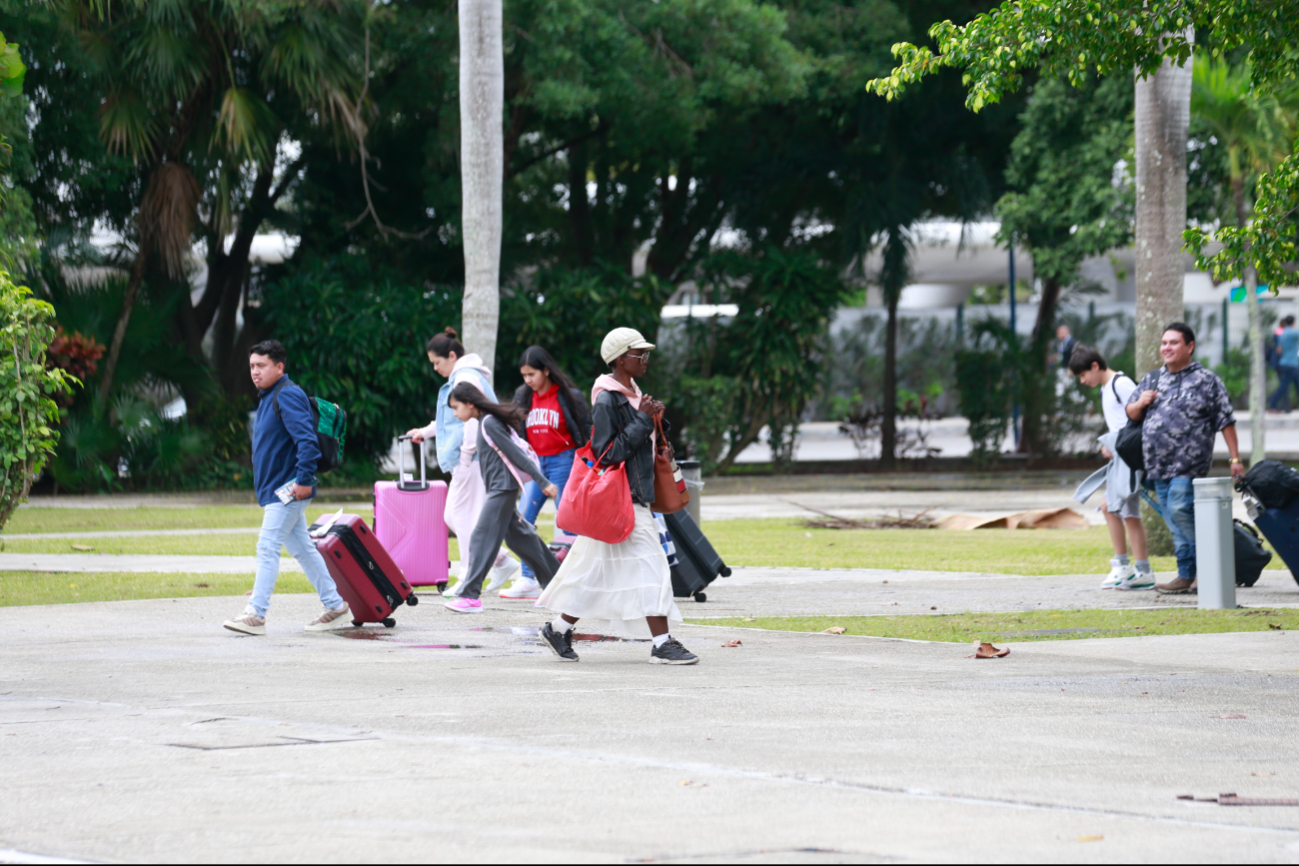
[[1076, 835, 1104, 842], [1252, 772, 1275, 777], [722, 640, 742, 647], [822, 627, 847, 635], [969, 641, 1010, 659]]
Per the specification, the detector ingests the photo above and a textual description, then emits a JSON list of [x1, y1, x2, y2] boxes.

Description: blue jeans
[[1152, 477, 1197, 578], [1270, 365, 1299, 410], [519, 448, 576, 579], [250, 498, 344, 616]]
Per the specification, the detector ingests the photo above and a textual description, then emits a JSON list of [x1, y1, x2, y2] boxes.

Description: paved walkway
[[5, 554, 1298, 614], [3, 595, 1299, 862]]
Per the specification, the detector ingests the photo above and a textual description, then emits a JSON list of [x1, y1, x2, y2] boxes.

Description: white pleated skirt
[[536, 504, 682, 639]]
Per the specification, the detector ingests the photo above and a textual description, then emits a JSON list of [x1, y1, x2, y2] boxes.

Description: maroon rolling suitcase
[[311, 513, 418, 628]]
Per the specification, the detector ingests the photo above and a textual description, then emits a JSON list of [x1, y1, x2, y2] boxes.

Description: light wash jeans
[[519, 449, 576, 579], [250, 498, 344, 616], [1152, 477, 1197, 578]]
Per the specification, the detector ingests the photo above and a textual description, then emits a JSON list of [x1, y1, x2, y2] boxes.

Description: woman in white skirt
[[537, 327, 698, 665]]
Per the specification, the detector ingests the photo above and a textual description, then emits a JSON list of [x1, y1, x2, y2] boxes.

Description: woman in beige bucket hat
[[535, 328, 699, 664]]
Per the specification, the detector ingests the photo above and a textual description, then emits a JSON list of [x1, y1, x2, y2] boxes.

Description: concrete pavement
[[4, 595, 1299, 862]]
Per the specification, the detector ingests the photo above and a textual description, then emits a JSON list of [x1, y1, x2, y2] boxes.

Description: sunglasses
[[626, 350, 652, 360]]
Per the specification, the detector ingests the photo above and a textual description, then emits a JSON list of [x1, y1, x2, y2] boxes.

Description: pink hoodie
[[591, 374, 654, 450]]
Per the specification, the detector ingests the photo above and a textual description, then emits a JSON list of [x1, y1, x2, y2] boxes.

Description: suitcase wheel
[[351, 619, 363, 627], [719, 566, 732, 578], [436, 582, 448, 592], [382, 617, 396, 628], [694, 592, 707, 603], [407, 595, 420, 606]]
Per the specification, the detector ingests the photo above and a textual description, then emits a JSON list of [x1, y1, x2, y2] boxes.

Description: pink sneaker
[[444, 597, 483, 614]]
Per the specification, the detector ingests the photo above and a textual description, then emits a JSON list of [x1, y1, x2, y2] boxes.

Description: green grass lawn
[[690, 609, 1299, 643], [6, 505, 1287, 576], [0, 571, 315, 607], [706, 519, 1288, 575]]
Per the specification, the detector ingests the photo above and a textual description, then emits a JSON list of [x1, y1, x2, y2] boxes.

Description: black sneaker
[[650, 639, 699, 665], [539, 623, 579, 662]]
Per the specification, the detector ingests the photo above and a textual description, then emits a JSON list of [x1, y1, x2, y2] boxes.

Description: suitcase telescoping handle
[[397, 434, 429, 491]]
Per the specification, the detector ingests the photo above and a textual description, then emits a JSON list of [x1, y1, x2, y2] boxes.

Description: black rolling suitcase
[[1239, 464, 1299, 588], [663, 510, 731, 603]]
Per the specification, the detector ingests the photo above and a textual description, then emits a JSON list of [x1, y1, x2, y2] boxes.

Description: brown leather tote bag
[[649, 416, 690, 514]]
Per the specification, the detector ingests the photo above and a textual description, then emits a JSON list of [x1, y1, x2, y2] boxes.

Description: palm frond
[[216, 86, 279, 163], [99, 87, 160, 159]]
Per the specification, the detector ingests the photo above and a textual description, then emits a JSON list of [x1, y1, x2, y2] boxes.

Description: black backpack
[[1239, 459, 1299, 510], [1234, 520, 1273, 587], [1114, 369, 1160, 471], [271, 380, 347, 473]]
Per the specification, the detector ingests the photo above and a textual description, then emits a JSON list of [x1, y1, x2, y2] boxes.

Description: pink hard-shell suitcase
[[374, 436, 451, 590]]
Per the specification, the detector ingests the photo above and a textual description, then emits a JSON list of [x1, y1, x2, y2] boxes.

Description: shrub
[[262, 255, 460, 469], [0, 270, 73, 528]]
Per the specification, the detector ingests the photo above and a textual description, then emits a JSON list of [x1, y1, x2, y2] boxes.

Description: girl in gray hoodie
[[442, 382, 561, 613]]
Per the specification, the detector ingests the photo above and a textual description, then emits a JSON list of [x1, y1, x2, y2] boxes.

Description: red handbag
[[556, 441, 636, 545]]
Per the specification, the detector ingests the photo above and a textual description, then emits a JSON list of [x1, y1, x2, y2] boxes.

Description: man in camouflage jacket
[[1127, 323, 1246, 594]]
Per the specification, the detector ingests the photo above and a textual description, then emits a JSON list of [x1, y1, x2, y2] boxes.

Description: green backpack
[[272, 381, 347, 473]]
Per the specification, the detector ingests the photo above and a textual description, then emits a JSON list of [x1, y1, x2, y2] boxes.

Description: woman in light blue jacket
[[405, 327, 518, 595]]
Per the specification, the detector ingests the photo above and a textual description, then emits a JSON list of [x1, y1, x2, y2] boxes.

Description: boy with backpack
[[1069, 345, 1153, 591], [224, 340, 352, 634]]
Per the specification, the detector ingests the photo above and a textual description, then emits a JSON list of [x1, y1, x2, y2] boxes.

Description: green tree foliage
[[42, 0, 366, 399], [667, 248, 846, 472], [995, 72, 1133, 453], [865, 0, 1299, 292], [0, 29, 36, 269], [261, 257, 460, 470], [496, 265, 667, 393], [0, 273, 73, 528]]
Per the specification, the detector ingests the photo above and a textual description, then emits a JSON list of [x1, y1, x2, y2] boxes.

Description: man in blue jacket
[[224, 340, 350, 635]]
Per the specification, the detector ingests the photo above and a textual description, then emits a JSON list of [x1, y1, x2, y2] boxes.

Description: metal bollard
[[1193, 477, 1236, 609], [678, 460, 704, 527]]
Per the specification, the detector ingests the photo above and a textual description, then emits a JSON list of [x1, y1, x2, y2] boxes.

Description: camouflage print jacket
[[1126, 361, 1235, 480]]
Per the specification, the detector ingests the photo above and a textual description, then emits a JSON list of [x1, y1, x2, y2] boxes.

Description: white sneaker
[[223, 605, 266, 635], [304, 605, 352, 632], [499, 577, 541, 599], [442, 578, 463, 599], [484, 557, 520, 594], [1100, 560, 1134, 589], [1114, 570, 1156, 591]]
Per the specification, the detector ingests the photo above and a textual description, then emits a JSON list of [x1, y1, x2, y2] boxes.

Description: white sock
[[1115, 553, 1130, 566], [553, 618, 574, 634], [653, 633, 671, 648]]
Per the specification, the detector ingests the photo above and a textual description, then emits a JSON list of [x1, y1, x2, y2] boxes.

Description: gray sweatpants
[[459, 489, 560, 599]]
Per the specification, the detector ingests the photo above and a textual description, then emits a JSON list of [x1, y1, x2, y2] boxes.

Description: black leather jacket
[[512, 383, 592, 449], [591, 390, 655, 505]]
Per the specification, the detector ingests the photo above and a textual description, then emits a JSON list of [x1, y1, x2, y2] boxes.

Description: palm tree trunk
[[1133, 40, 1193, 375], [97, 249, 148, 401], [458, 0, 504, 376], [1232, 169, 1267, 464]]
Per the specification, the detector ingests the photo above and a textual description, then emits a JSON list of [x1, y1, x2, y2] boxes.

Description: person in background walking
[[441, 384, 561, 613], [1051, 324, 1077, 370], [1126, 323, 1246, 594], [504, 346, 591, 600], [224, 340, 351, 635], [536, 327, 698, 665], [1268, 315, 1299, 412], [405, 327, 519, 596], [1069, 346, 1152, 590]]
